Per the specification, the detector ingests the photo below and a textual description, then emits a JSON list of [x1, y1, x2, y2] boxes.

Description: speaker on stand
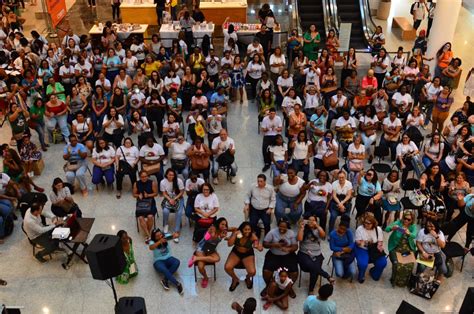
[[115, 297, 147, 314], [85, 234, 126, 304], [459, 287, 474, 314]]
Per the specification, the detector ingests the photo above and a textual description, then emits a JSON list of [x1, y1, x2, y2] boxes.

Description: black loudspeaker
[[85, 234, 126, 280], [396, 301, 424, 314], [115, 297, 147, 314], [459, 287, 474, 314]]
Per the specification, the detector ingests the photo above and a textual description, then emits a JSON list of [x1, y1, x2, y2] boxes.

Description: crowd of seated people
[[0, 1, 474, 312]]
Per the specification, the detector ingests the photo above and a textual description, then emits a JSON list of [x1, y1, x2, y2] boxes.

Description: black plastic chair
[[193, 262, 217, 282], [372, 145, 393, 177], [442, 241, 468, 276], [21, 223, 52, 259]]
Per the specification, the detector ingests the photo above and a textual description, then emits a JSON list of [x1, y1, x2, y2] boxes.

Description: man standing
[[411, 0, 426, 30], [261, 108, 283, 172], [23, 203, 63, 263], [155, 0, 166, 25], [63, 135, 89, 196], [244, 174, 276, 237]]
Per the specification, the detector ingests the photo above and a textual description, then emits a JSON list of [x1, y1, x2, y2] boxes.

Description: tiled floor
[[0, 0, 473, 314]]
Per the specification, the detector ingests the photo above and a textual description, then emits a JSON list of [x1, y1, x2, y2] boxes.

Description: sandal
[[201, 278, 208, 288], [263, 302, 272, 310], [116, 192, 121, 199], [187, 256, 195, 268], [0, 279, 7, 286], [229, 280, 239, 292], [245, 277, 253, 289]]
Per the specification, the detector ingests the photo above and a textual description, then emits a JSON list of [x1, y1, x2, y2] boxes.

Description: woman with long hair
[[91, 137, 115, 189], [160, 168, 185, 243]]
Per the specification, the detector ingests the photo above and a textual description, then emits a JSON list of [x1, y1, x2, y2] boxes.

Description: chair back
[[374, 145, 389, 159], [403, 178, 420, 191]]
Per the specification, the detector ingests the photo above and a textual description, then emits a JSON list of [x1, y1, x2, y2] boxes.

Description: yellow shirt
[[142, 61, 162, 77]]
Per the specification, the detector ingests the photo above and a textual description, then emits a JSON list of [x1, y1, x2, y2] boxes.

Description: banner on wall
[[46, 0, 67, 27]]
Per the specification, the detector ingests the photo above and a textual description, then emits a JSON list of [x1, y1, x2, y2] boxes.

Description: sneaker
[[201, 278, 209, 288], [163, 159, 168, 166], [230, 176, 236, 184], [213, 177, 219, 185], [173, 237, 179, 243], [177, 283, 184, 295], [262, 165, 270, 172], [163, 225, 169, 233], [161, 279, 170, 290]]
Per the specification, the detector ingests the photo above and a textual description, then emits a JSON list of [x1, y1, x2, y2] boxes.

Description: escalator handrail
[[292, 0, 303, 35], [358, 0, 375, 47], [364, 0, 378, 32], [321, 0, 332, 36], [328, 0, 340, 33]]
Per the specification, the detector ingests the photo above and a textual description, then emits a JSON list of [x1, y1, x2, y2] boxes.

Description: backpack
[[0, 214, 14, 239], [408, 272, 440, 299], [410, 2, 417, 15], [216, 149, 235, 167]]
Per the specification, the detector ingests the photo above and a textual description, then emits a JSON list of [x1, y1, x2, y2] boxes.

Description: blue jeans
[[211, 159, 237, 178], [66, 162, 88, 191], [0, 199, 13, 217], [92, 165, 115, 185], [153, 256, 180, 286], [32, 120, 46, 147], [248, 205, 271, 237], [163, 198, 184, 233], [275, 193, 302, 223], [355, 246, 387, 281], [271, 161, 287, 177], [291, 159, 310, 182], [380, 137, 398, 162], [45, 114, 70, 142], [332, 256, 357, 279], [328, 200, 351, 233]]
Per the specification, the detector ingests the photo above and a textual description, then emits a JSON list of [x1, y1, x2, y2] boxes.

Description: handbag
[[161, 198, 180, 212], [32, 159, 45, 176], [190, 149, 209, 170], [216, 149, 235, 167], [118, 147, 134, 173], [197, 217, 214, 228], [63, 161, 81, 172], [142, 162, 161, 175], [348, 160, 363, 172], [135, 198, 152, 217], [202, 241, 217, 255], [171, 158, 187, 170], [367, 229, 386, 263], [408, 190, 427, 207], [322, 152, 338, 167]]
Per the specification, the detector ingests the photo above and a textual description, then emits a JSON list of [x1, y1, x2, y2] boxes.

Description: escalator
[[297, 0, 328, 41], [335, 0, 370, 49]]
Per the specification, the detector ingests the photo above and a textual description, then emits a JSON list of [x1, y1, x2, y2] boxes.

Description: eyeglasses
[[366, 173, 373, 177], [403, 217, 412, 222], [363, 221, 372, 225]]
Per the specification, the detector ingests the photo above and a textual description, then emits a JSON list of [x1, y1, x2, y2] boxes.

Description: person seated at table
[[116, 230, 138, 285], [63, 135, 89, 196], [261, 267, 294, 311], [261, 219, 298, 297], [385, 211, 417, 287], [188, 218, 230, 288], [225, 222, 263, 291], [329, 216, 356, 280], [133, 170, 159, 243], [23, 202, 64, 263], [50, 177, 81, 217], [149, 228, 184, 294]]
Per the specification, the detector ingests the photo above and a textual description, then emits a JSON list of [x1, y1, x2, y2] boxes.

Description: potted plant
[[377, 0, 391, 20]]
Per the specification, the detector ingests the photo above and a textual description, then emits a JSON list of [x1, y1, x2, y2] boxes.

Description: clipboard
[[416, 256, 435, 268]]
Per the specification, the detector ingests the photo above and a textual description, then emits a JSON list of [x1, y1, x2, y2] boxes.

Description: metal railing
[[328, 0, 340, 33], [359, 0, 376, 46]]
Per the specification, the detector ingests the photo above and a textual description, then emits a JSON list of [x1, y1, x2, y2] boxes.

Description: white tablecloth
[[159, 24, 215, 48], [224, 24, 282, 48], [89, 24, 148, 41]]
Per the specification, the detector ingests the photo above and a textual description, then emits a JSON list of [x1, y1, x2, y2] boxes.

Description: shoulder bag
[[322, 152, 338, 168], [135, 198, 153, 217], [142, 162, 161, 175], [367, 228, 386, 263]]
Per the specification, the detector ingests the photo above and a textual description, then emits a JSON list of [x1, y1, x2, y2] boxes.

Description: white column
[[425, 0, 462, 74]]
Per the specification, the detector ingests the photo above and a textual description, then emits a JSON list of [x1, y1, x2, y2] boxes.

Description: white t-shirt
[[304, 68, 321, 88], [392, 92, 413, 112], [277, 76, 293, 89], [194, 193, 220, 217], [315, 139, 338, 159], [261, 115, 283, 136], [246, 62, 266, 80], [355, 226, 384, 248], [396, 141, 418, 157], [332, 180, 353, 195], [185, 177, 205, 192], [278, 174, 305, 198], [116, 146, 139, 165], [335, 116, 357, 129], [416, 229, 445, 254], [383, 117, 402, 137], [92, 147, 116, 164], [211, 137, 235, 157], [307, 180, 332, 202], [0, 173, 11, 195], [103, 114, 124, 135], [281, 96, 302, 115], [293, 141, 312, 160], [160, 178, 184, 197], [305, 93, 321, 110], [330, 95, 347, 111], [124, 56, 138, 73], [348, 143, 365, 163], [139, 143, 165, 161], [132, 116, 151, 133], [269, 144, 287, 161], [170, 141, 191, 160], [163, 121, 180, 137], [72, 118, 91, 133], [372, 55, 390, 74], [359, 115, 379, 129], [424, 82, 442, 100], [269, 54, 286, 74], [406, 113, 424, 128], [412, 2, 426, 20], [130, 43, 146, 60]]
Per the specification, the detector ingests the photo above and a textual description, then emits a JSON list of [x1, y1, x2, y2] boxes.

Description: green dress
[[116, 242, 138, 284], [303, 32, 321, 61]]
